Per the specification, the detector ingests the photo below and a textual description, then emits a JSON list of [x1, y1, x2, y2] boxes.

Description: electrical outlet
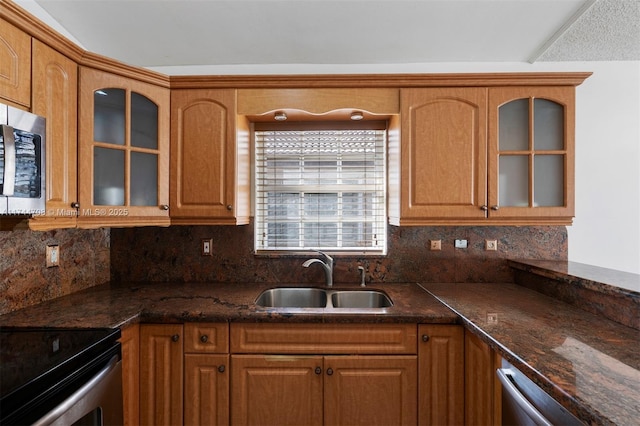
[[201, 238, 213, 256], [454, 239, 468, 249], [46, 245, 60, 267], [485, 240, 498, 251], [430, 240, 441, 251], [487, 312, 499, 324]]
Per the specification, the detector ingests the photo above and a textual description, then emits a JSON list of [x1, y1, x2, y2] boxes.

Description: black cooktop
[[0, 327, 121, 424]]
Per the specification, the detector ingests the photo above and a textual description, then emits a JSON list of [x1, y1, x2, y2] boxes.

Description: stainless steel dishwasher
[[497, 359, 584, 425]]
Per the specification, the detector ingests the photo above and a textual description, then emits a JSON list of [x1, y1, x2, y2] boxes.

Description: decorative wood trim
[[230, 323, 417, 354], [171, 72, 592, 89], [1, 0, 84, 62], [80, 51, 170, 88]]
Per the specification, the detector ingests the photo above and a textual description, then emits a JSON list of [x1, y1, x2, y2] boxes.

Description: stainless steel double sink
[[255, 287, 393, 309]]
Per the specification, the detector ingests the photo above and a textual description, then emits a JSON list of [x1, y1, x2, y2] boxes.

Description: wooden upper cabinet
[[0, 18, 31, 107], [395, 87, 488, 225], [28, 39, 78, 231], [77, 67, 170, 228], [488, 86, 575, 223], [170, 89, 250, 225]]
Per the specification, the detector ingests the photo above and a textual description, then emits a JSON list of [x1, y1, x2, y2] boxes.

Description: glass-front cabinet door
[[487, 87, 575, 224], [78, 67, 169, 227]]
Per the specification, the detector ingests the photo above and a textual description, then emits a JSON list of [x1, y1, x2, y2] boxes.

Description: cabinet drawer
[[184, 323, 229, 353], [231, 323, 417, 354]]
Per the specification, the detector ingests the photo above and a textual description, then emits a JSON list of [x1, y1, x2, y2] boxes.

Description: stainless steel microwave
[[0, 103, 46, 215]]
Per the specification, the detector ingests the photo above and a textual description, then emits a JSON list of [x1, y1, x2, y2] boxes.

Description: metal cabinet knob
[[422, 334, 430, 342], [70, 202, 80, 209], [315, 367, 322, 375], [491, 205, 500, 211], [200, 334, 208, 343], [480, 205, 488, 211], [326, 368, 333, 376], [161, 204, 169, 211], [226, 204, 233, 211], [171, 334, 179, 342], [218, 365, 225, 373]]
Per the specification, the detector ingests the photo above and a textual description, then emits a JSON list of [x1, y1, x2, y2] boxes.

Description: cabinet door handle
[[422, 334, 430, 342], [171, 334, 179, 342], [315, 367, 322, 375], [226, 204, 233, 211], [218, 365, 225, 373], [200, 334, 208, 343], [491, 205, 500, 211], [161, 204, 169, 211], [70, 202, 80, 209], [480, 205, 488, 211], [326, 368, 333, 376]]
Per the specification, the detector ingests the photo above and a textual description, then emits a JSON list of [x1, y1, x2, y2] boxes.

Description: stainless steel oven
[[0, 327, 123, 425]]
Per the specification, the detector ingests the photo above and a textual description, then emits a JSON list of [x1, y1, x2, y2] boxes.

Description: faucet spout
[[302, 252, 334, 286]]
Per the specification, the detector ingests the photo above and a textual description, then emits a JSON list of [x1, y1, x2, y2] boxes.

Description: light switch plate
[[454, 239, 468, 249], [201, 238, 213, 256], [46, 245, 60, 267]]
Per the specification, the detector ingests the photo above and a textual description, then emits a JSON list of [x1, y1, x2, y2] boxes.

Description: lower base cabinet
[[465, 329, 501, 425], [185, 354, 230, 425], [418, 324, 464, 425], [136, 322, 466, 426], [231, 354, 417, 426]]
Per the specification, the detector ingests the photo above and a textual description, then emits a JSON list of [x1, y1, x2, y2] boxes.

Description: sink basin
[[331, 290, 393, 308], [255, 287, 393, 309], [255, 287, 327, 308]]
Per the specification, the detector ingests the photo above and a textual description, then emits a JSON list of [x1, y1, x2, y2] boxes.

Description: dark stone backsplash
[[110, 224, 568, 284], [0, 227, 110, 315]]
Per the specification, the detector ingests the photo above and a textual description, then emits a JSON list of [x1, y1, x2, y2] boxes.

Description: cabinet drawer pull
[[315, 367, 322, 375], [326, 368, 333, 376], [422, 334, 430, 342], [200, 334, 208, 343], [218, 365, 225, 373], [171, 334, 179, 342]]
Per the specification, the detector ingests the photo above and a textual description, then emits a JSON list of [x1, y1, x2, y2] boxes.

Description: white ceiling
[[13, 0, 640, 75]]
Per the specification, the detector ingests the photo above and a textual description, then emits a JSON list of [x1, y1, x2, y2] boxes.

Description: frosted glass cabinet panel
[[94, 147, 124, 205], [131, 151, 158, 206], [498, 99, 528, 151], [488, 86, 575, 223], [94, 89, 125, 145], [498, 155, 529, 207], [79, 67, 169, 227], [534, 155, 564, 206], [131, 92, 158, 150]]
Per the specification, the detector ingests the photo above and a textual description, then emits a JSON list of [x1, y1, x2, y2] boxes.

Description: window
[[255, 124, 387, 254]]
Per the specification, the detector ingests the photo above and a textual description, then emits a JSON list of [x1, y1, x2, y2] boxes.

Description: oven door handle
[[33, 354, 121, 426], [497, 367, 553, 426]]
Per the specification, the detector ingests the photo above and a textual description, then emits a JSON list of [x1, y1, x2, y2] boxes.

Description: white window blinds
[[255, 127, 387, 254]]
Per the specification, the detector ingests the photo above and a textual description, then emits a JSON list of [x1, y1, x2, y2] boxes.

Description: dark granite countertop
[[0, 281, 457, 328], [422, 281, 640, 426], [1, 264, 638, 425]]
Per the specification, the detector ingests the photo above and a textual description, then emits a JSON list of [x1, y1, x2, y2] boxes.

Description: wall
[[110, 225, 567, 284], [0, 226, 110, 315]]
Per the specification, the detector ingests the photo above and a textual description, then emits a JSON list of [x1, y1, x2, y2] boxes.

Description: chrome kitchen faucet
[[302, 251, 334, 287]]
